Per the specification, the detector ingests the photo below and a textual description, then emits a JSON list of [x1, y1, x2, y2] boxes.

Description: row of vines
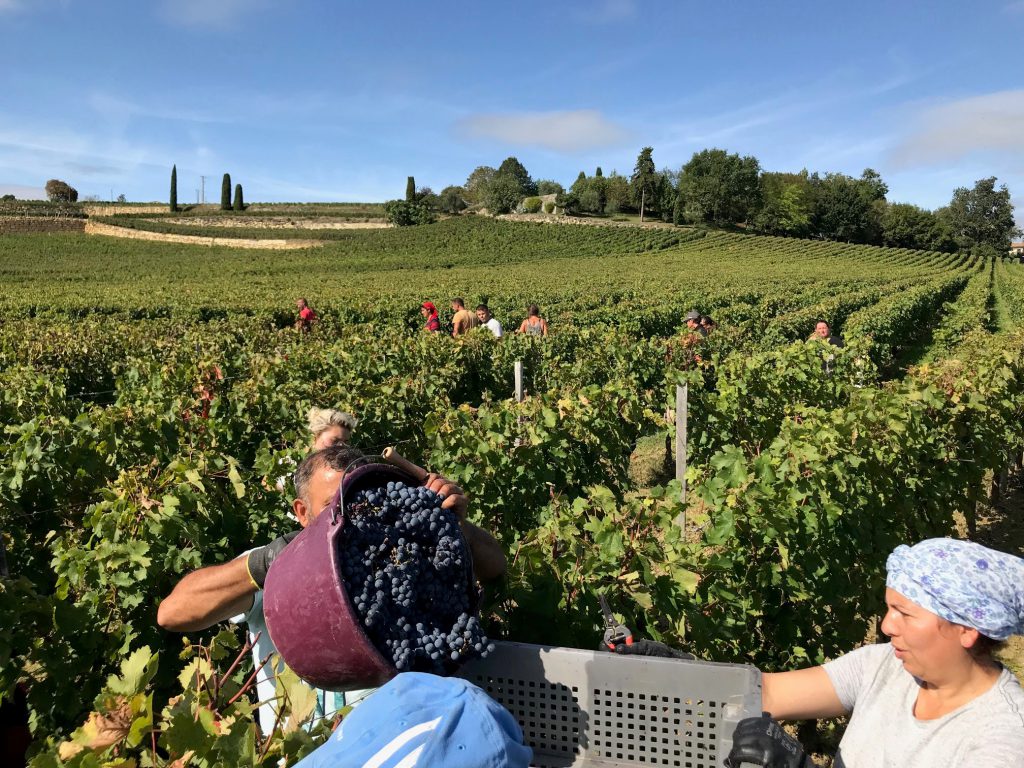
[[1, 219, 1021, 766]]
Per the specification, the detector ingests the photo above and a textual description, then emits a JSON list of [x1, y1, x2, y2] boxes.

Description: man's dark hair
[[476, 304, 489, 313], [452, 297, 465, 308], [528, 304, 540, 317], [293, 444, 366, 502]]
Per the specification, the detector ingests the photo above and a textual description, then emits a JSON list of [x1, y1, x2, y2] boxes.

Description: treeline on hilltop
[[394, 147, 1020, 256]]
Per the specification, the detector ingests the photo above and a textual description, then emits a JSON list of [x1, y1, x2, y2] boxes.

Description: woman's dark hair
[[528, 304, 540, 317], [968, 634, 1006, 661]]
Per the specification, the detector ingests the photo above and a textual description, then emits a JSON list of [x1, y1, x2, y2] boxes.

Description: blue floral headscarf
[[886, 539, 1024, 641]]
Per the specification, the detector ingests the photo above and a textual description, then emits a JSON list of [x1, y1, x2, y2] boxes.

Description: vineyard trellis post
[[675, 383, 688, 528], [0, 530, 8, 578], [514, 360, 525, 449]]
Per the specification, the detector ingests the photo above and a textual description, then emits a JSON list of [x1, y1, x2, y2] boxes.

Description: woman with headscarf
[[725, 538, 1024, 767], [420, 301, 441, 333]]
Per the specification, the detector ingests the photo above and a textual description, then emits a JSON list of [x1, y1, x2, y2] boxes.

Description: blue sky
[[2, 0, 1023, 216]]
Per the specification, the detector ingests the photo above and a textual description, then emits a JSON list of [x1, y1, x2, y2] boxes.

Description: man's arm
[[423, 472, 507, 581], [458, 519, 507, 582], [761, 667, 847, 720], [157, 557, 256, 633]]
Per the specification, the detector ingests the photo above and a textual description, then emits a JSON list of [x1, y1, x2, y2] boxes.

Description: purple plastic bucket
[[262, 462, 477, 691]]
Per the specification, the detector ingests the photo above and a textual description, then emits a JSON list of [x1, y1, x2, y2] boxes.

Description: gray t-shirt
[[824, 643, 1024, 767]]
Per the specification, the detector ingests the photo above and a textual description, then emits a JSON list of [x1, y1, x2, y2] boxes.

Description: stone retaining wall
[[0, 217, 87, 234], [81, 204, 168, 216], [84, 221, 321, 250]]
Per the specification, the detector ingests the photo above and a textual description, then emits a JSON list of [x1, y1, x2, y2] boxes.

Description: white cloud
[[457, 110, 631, 153], [0, 184, 46, 199], [158, 0, 268, 28], [889, 90, 1024, 168]]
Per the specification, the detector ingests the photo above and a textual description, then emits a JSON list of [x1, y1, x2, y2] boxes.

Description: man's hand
[[245, 531, 299, 589], [423, 473, 468, 520], [724, 714, 812, 768]]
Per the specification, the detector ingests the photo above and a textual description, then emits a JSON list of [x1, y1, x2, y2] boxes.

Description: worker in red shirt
[[295, 298, 318, 333]]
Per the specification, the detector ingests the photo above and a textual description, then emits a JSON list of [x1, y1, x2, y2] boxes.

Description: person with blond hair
[[307, 407, 357, 450]]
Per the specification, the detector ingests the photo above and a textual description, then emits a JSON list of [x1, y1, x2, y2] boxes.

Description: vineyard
[[2, 217, 1023, 766]]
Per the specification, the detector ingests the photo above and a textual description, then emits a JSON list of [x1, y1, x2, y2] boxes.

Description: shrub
[[384, 199, 437, 226], [522, 197, 542, 214], [543, 201, 555, 214]]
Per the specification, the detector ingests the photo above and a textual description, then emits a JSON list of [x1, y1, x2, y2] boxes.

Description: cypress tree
[[170, 164, 178, 212], [406, 176, 416, 202], [233, 183, 244, 211], [221, 173, 231, 210]]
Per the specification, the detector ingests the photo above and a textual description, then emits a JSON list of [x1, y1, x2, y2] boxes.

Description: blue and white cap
[[295, 672, 533, 768]]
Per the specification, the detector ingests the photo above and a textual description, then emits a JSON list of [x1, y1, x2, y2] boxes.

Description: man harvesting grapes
[[157, 444, 506, 734]]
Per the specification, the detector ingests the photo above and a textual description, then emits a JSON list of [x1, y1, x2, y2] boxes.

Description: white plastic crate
[[458, 641, 761, 768]]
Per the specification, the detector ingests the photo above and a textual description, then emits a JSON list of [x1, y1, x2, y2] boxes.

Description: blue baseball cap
[[295, 672, 533, 768]]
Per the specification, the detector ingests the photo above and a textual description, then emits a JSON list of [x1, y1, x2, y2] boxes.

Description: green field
[[2, 218, 1023, 765]]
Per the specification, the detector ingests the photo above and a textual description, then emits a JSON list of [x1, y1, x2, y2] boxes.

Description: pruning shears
[[599, 593, 633, 651]]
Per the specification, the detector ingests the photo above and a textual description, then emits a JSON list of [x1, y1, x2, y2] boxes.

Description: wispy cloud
[[158, 0, 269, 28], [88, 92, 231, 125], [889, 90, 1024, 168], [576, 0, 637, 24], [457, 110, 631, 153]]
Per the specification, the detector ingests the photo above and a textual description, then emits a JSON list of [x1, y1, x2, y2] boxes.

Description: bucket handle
[[332, 453, 376, 525], [380, 447, 429, 483]]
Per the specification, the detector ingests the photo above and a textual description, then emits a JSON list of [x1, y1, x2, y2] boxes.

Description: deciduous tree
[[676, 149, 761, 226], [45, 179, 78, 203], [941, 177, 1019, 252], [463, 166, 496, 206], [438, 186, 467, 215]]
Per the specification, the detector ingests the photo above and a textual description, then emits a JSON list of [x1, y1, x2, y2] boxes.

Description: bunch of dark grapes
[[338, 480, 494, 674]]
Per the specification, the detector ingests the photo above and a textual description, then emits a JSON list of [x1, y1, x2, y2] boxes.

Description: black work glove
[[245, 531, 299, 589], [724, 714, 812, 768], [597, 638, 697, 660]]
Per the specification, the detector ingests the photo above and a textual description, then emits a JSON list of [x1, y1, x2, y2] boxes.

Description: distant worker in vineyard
[[157, 444, 507, 735], [476, 304, 503, 338], [685, 310, 708, 338], [421, 301, 441, 333], [720, 538, 1024, 767], [517, 304, 548, 337], [700, 315, 716, 334], [451, 297, 480, 337], [295, 297, 318, 333], [812, 320, 844, 348]]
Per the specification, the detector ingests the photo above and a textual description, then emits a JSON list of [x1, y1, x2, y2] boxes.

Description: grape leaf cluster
[[338, 480, 494, 674]]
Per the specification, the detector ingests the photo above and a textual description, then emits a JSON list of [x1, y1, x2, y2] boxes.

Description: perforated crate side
[[459, 642, 761, 768]]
